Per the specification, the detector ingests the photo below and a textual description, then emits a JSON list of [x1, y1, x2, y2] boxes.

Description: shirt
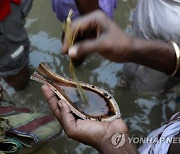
[[139, 112, 180, 154]]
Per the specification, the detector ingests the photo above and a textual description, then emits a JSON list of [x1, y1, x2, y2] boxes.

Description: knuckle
[[95, 10, 105, 17], [96, 10, 106, 20]]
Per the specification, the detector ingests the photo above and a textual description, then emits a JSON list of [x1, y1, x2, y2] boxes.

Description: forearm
[[74, 0, 99, 15], [130, 38, 180, 77]]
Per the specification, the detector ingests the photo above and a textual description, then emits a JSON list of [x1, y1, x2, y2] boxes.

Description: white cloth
[[133, 0, 180, 41], [122, 0, 180, 92], [139, 112, 180, 154]]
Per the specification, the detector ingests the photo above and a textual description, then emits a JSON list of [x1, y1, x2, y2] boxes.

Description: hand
[[42, 85, 138, 153], [0, 84, 3, 101], [62, 10, 133, 63]]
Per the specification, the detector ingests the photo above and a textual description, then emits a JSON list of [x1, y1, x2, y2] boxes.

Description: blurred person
[[0, 0, 33, 91], [121, 0, 180, 92], [51, 0, 117, 66], [52, 0, 117, 22], [52, 0, 180, 92]]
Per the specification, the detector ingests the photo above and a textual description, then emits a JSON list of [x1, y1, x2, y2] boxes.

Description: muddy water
[[1, 0, 179, 153]]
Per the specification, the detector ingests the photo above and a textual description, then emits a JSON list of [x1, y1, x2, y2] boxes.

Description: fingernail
[[69, 46, 78, 58], [58, 101, 62, 108]]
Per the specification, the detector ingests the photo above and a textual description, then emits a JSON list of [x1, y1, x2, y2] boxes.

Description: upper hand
[[62, 10, 133, 63], [41, 85, 131, 153]]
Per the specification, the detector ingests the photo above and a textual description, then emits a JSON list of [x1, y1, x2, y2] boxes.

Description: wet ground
[[1, 0, 179, 153]]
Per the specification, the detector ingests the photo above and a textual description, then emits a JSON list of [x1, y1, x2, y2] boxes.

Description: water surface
[[1, 0, 178, 153]]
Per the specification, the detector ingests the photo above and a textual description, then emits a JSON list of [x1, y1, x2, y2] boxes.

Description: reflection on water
[[0, 0, 178, 153], [60, 86, 110, 116]]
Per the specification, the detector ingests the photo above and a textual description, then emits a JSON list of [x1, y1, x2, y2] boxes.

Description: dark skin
[[43, 11, 180, 153], [4, 65, 30, 91], [74, 0, 99, 15], [42, 85, 139, 154], [0, 1, 30, 91], [64, 0, 100, 66], [62, 11, 179, 77]]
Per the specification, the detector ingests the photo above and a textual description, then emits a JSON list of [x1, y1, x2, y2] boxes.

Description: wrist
[[128, 38, 177, 75], [96, 132, 139, 154], [125, 37, 136, 62], [128, 37, 143, 63], [94, 118, 138, 154]]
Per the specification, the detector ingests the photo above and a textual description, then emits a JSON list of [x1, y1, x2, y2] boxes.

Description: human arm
[[41, 85, 139, 154], [74, 0, 99, 15], [62, 10, 180, 77]]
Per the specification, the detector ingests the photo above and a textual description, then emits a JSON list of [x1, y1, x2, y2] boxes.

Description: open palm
[[41, 85, 128, 150]]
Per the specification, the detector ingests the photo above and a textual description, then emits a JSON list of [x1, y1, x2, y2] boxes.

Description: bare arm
[[62, 11, 180, 77], [129, 39, 178, 76]]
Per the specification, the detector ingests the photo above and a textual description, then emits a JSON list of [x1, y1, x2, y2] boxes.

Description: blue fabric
[[51, 0, 117, 22]]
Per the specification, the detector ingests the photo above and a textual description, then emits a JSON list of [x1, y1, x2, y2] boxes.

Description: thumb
[[60, 101, 77, 135], [68, 39, 103, 59]]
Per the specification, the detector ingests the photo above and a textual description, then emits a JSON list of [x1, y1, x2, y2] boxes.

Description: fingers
[[59, 100, 77, 136], [41, 85, 60, 118], [68, 38, 103, 59], [62, 10, 106, 54], [41, 85, 58, 104], [41, 84, 77, 135]]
